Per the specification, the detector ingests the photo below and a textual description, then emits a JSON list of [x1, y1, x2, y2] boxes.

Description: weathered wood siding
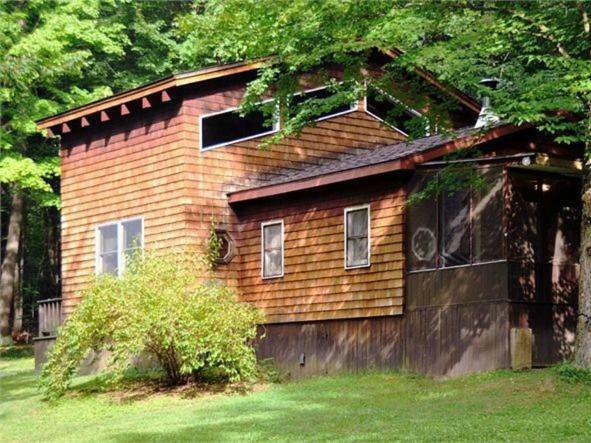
[[234, 176, 406, 323], [60, 102, 192, 314], [179, 77, 406, 299], [59, 74, 406, 316], [257, 301, 510, 378]]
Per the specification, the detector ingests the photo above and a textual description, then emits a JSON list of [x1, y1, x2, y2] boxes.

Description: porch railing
[[38, 298, 63, 337]]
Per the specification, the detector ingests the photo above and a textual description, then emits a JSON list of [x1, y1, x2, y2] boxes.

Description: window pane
[[347, 237, 369, 267], [100, 252, 118, 275], [407, 172, 437, 270], [366, 87, 426, 136], [202, 108, 275, 149], [347, 209, 368, 237], [264, 250, 283, 277], [472, 167, 504, 262], [99, 224, 117, 254], [123, 219, 143, 250], [439, 188, 470, 267], [291, 87, 354, 120], [264, 224, 282, 249]]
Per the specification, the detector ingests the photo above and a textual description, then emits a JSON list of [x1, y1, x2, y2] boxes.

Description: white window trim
[[199, 99, 280, 151], [292, 84, 359, 122], [95, 216, 144, 277], [344, 204, 371, 270], [363, 85, 427, 137], [261, 219, 284, 280]]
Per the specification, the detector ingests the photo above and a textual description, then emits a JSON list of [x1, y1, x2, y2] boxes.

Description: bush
[[39, 250, 263, 400], [555, 361, 591, 385]]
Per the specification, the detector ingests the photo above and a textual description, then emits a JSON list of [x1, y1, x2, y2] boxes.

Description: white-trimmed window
[[261, 220, 284, 279], [345, 205, 371, 269], [96, 217, 144, 276], [200, 103, 279, 151], [365, 86, 427, 137], [291, 85, 358, 122]]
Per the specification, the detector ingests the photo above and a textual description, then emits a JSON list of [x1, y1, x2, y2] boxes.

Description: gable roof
[[227, 123, 527, 204], [37, 51, 480, 134]]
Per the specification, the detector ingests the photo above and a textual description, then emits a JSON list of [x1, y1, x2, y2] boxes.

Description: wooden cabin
[[35, 58, 582, 376]]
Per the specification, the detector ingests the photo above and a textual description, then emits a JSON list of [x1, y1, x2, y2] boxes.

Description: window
[[261, 220, 284, 278], [407, 167, 504, 271], [96, 217, 143, 276], [345, 205, 371, 269], [290, 86, 357, 121], [200, 104, 278, 150], [365, 86, 427, 137], [212, 228, 236, 265]]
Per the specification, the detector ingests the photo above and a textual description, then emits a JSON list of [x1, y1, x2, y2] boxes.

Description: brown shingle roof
[[228, 122, 526, 204]]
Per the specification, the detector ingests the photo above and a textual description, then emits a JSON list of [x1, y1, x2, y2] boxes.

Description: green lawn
[[2, 351, 591, 442]]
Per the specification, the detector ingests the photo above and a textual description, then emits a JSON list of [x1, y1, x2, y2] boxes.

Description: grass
[[2, 351, 591, 442]]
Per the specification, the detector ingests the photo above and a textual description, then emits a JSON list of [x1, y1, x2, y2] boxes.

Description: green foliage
[[555, 361, 591, 385], [39, 250, 262, 400], [0, 0, 192, 205], [178, 0, 591, 148], [206, 218, 223, 266], [0, 345, 33, 360]]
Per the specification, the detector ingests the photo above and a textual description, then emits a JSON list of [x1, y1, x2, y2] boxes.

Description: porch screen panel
[[439, 188, 470, 267], [542, 177, 581, 265], [507, 173, 539, 262], [99, 224, 118, 275], [407, 171, 437, 270], [472, 167, 504, 262]]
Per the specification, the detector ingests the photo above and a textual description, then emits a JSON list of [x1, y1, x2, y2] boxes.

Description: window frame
[[261, 219, 285, 280], [199, 99, 280, 152], [363, 85, 427, 137], [344, 204, 371, 270], [95, 216, 144, 277], [291, 85, 359, 123]]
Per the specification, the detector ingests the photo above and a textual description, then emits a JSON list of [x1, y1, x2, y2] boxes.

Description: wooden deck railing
[[38, 298, 63, 337]]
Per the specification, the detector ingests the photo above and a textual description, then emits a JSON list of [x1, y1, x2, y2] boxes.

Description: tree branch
[[481, 5, 571, 59]]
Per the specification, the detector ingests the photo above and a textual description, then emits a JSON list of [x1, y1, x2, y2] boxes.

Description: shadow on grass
[[66, 367, 257, 405], [0, 370, 38, 403]]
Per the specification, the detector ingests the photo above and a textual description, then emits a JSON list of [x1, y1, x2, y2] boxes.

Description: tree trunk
[[0, 193, 24, 344], [11, 241, 23, 334]]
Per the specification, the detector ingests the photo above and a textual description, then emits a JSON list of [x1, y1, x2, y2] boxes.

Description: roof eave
[[36, 59, 266, 130]]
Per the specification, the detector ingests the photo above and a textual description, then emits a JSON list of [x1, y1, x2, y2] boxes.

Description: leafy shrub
[[39, 250, 263, 400]]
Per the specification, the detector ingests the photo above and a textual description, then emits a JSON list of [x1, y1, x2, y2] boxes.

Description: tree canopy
[[0, 0, 191, 205], [178, 0, 587, 144]]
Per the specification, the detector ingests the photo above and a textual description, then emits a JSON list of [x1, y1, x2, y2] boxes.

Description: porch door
[[507, 170, 580, 364]]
